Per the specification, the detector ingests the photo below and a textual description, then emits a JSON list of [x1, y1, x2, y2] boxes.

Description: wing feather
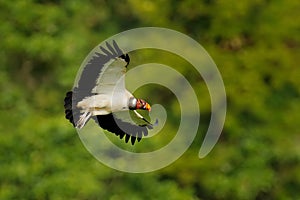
[[92, 58, 127, 95], [106, 41, 118, 55], [93, 114, 149, 145], [75, 40, 128, 98], [100, 45, 113, 57], [112, 40, 123, 55]]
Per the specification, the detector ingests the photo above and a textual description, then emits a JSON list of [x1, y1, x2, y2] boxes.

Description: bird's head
[[128, 97, 151, 111]]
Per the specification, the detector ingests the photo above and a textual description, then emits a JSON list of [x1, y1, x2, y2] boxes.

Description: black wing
[[64, 41, 128, 126], [75, 40, 128, 99], [93, 114, 150, 145]]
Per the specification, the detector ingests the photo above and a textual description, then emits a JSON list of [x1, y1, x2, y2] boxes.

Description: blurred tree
[[0, 0, 299, 199]]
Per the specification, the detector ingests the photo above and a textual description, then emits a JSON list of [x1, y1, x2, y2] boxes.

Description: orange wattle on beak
[[145, 103, 151, 111]]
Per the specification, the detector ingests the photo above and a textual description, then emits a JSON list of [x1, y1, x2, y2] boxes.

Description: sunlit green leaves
[[1, 0, 300, 199]]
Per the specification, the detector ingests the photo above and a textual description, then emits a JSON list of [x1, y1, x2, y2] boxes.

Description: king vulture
[[64, 41, 157, 145]]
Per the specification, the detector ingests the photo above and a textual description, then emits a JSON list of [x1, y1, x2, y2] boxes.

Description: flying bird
[[64, 41, 157, 145]]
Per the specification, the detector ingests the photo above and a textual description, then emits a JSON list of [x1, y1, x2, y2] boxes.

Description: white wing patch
[[92, 57, 128, 95]]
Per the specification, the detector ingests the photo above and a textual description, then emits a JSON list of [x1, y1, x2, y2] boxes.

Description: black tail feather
[[64, 91, 75, 127]]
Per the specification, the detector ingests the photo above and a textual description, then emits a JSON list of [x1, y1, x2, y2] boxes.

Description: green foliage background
[[1, 0, 300, 199]]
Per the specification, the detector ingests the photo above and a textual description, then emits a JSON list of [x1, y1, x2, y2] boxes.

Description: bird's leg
[[76, 111, 91, 129]]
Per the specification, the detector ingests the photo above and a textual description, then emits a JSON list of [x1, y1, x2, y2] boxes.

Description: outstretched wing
[[74, 40, 128, 99], [93, 110, 157, 145], [93, 114, 149, 145], [92, 52, 130, 97]]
